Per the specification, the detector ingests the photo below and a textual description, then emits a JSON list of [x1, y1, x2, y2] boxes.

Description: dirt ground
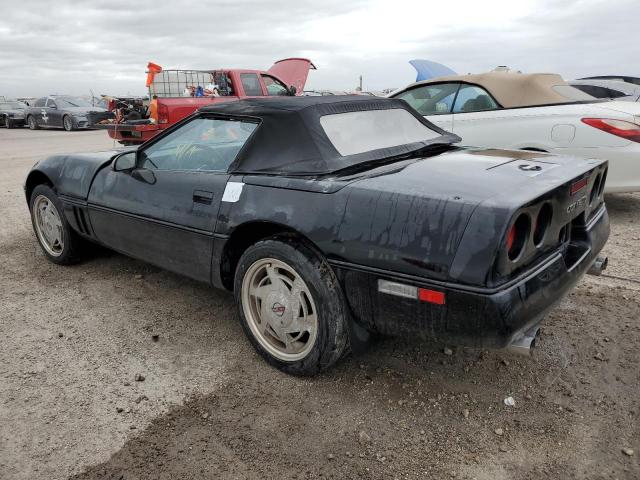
[[0, 128, 638, 480]]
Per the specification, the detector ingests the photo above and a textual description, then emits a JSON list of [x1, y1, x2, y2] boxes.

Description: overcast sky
[[1, 0, 638, 98]]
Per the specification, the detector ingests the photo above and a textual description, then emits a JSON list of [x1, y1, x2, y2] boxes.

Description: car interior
[[398, 83, 499, 115], [138, 117, 257, 172]]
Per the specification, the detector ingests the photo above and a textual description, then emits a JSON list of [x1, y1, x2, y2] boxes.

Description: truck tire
[[234, 236, 350, 375], [29, 184, 85, 265]]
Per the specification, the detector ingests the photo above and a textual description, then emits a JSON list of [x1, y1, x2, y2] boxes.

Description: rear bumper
[[96, 123, 160, 144], [335, 205, 609, 348]]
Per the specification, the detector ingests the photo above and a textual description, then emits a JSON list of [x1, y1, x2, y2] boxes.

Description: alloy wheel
[[241, 257, 318, 361], [33, 195, 64, 256]]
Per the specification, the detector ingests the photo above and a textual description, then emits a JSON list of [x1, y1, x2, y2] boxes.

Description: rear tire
[[29, 184, 85, 265], [27, 115, 39, 130], [234, 236, 350, 375], [63, 115, 75, 131], [6, 118, 15, 129]]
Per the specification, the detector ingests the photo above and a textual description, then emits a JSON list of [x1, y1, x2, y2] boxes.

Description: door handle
[[193, 190, 214, 205]]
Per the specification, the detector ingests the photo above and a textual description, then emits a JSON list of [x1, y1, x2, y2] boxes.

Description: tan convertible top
[[406, 72, 584, 108]]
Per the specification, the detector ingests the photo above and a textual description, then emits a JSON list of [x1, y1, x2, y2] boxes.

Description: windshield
[[319, 108, 441, 156], [139, 117, 258, 172], [55, 97, 93, 108], [0, 102, 26, 109]]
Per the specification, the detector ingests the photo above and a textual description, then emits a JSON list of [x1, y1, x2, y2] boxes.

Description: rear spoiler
[[268, 58, 317, 94]]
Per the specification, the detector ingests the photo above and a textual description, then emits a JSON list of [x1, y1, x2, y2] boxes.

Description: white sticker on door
[[221, 182, 244, 203]]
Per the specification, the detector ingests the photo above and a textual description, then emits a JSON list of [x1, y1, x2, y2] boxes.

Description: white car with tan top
[[391, 71, 640, 193]]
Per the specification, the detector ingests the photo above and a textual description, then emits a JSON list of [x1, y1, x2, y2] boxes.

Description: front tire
[[63, 115, 75, 131], [29, 184, 84, 265], [27, 115, 39, 130], [234, 236, 350, 375]]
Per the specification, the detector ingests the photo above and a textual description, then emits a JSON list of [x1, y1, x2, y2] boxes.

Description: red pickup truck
[[99, 58, 316, 145]]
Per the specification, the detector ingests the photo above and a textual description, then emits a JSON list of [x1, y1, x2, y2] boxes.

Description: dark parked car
[[24, 96, 609, 375], [0, 100, 28, 128], [25, 96, 112, 131]]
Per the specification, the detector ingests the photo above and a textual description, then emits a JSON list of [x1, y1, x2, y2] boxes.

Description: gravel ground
[[0, 128, 638, 480]]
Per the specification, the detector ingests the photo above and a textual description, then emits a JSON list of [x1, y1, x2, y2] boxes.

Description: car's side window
[[452, 85, 499, 113], [240, 73, 264, 96], [395, 83, 459, 115], [138, 117, 258, 172], [46, 99, 57, 108], [261, 75, 289, 96], [574, 84, 626, 99], [34, 98, 46, 107]]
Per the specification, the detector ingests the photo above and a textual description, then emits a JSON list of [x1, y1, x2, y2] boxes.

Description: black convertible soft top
[[198, 95, 459, 175]]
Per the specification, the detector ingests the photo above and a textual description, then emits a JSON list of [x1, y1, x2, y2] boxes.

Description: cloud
[[0, 0, 638, 97]]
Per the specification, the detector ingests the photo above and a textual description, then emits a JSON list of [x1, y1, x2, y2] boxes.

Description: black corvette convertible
[[25, 96, 609, 375]]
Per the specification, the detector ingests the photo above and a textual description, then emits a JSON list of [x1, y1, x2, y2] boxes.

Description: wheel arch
[[25, 170, 55, 205], [219, 220, 323, 291]]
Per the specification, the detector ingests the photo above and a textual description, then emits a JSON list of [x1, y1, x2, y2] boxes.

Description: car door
[[393, 83, 458, 132], [30, 97, 46, 126], [238, 72, 267, 98], [87, 115, 259, 283], [44, 98, 63, 128]]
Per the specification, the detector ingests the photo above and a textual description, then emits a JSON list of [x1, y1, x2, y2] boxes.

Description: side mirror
[[288, 85, 297, 96], [113, 151, 137, 171]]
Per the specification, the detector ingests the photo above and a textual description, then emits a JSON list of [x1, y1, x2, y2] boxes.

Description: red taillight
[[418, 288, 445, 305], [582, 118, 640, 143], [158, 104, 169, 124], [506, 224, 516, 252], [506, 214, 530, 261], [533, 203, 553, 247]]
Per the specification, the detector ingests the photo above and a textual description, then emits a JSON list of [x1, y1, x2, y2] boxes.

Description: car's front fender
[[24, 151, 120, 202]]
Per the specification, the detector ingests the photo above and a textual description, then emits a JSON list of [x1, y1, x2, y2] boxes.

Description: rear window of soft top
[[319, 108, 440, 156]]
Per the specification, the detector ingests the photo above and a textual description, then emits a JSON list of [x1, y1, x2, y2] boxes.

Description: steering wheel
[[176, 144, 227, 171]]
